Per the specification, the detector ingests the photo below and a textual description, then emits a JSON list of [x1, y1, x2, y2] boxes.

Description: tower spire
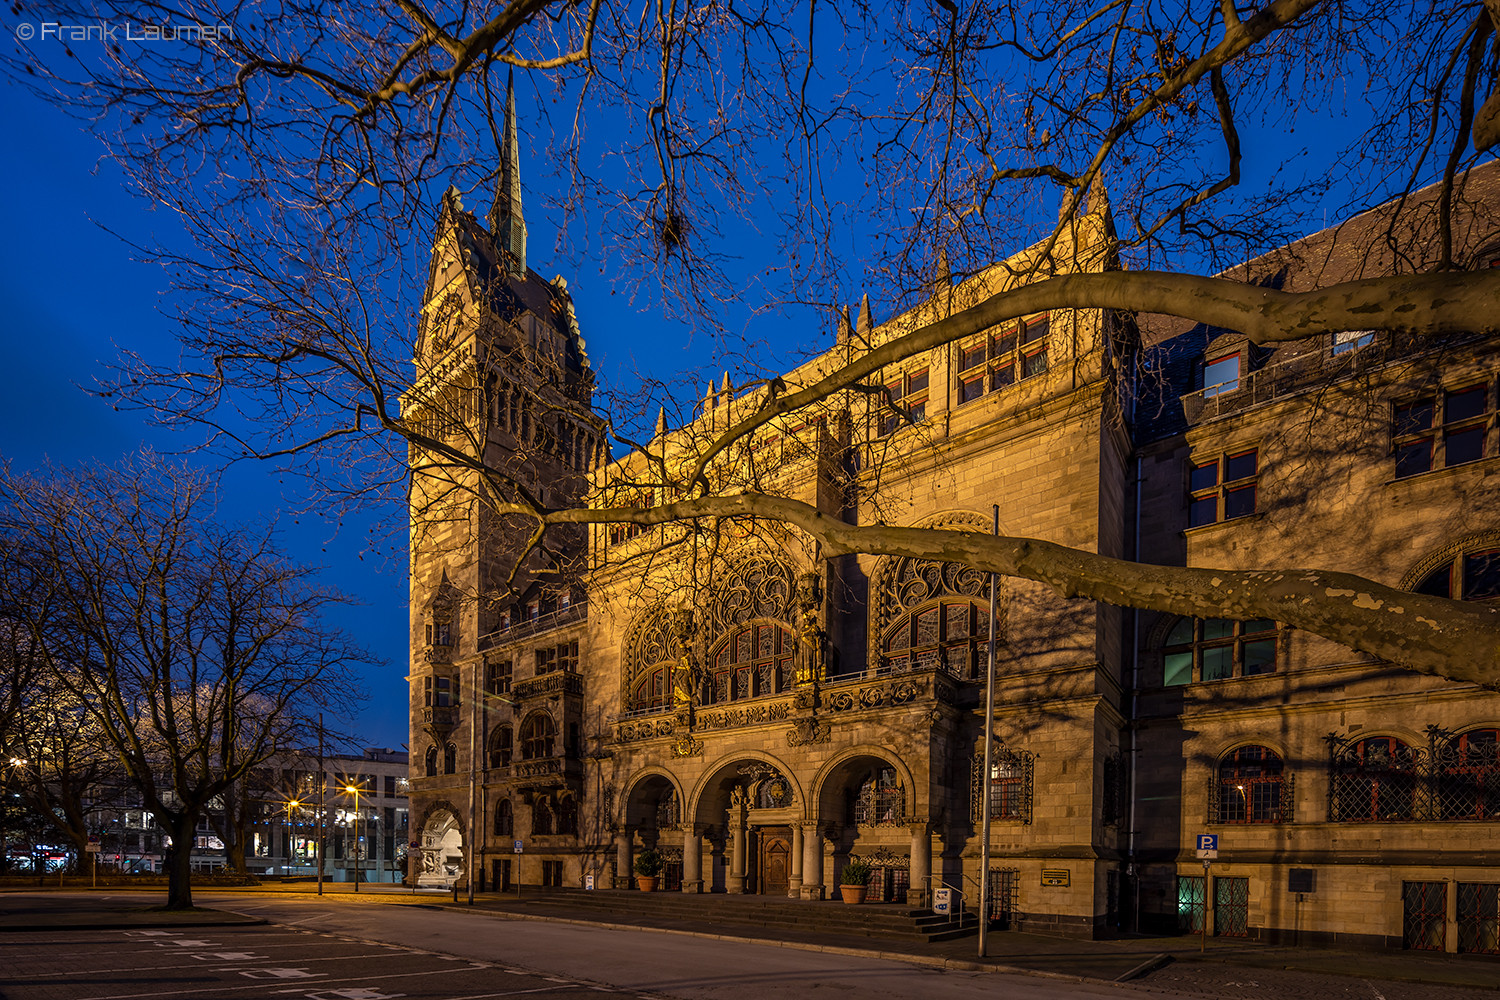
[[490, 69, 528, 277]]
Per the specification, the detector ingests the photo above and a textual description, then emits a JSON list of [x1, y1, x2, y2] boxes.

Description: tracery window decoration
[[521, 713, 557, 760], [1210, 745, 1288, 824], [706, 557, 794, 636], [849, 766, 904, 826], [489, 725, 513, 768], [971, 745, 1035, 824], [881, 599, 990, 678], [703, 622, 795, 705], [624, 611, 674, 713], [424, 745, 438, 777], [443, 742, 458, 774], [870, 514, 996, 674], [494, 799, 512, 837]]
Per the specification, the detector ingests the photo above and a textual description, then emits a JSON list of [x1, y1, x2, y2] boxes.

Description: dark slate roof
[[1133, 160, 1500, 446]]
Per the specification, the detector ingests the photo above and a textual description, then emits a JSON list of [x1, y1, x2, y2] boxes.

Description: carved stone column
[[682, 824, 704, 894], [799, 821, 824, 900], [614, 830, 632, 890], [788, 823, 804, 897], [906, 820, 931, 906], [726, 820, 747, 893]]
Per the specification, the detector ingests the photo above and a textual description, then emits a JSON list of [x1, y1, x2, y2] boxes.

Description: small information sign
[[1040, 869, 1069, 886], [933, 887, 955, 915], [585, 873, 595, 891], [84, 844, 102, 853], [1194, 834, 1219, 860], [513, 839, 523, 854]]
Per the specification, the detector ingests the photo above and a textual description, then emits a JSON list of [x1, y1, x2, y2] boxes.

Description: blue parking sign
[[1195, 834, 1218, 858]]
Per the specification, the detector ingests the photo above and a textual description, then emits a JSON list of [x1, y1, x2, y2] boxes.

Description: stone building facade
[[403, 98, 1500, 952]]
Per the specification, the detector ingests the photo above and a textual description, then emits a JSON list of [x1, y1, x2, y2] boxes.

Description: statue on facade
[[795, 568, 827, 685], [669, 608, 700, 708]]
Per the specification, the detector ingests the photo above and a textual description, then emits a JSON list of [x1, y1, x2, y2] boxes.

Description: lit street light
[[343, 782, 363, 892], [284, 799, 303, 874]]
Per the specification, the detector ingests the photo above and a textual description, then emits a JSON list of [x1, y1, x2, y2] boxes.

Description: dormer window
[[1202, 353, 1240, 397], [1332, 329, 1375, 355]]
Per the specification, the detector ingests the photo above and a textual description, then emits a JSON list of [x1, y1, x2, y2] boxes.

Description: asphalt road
[[3, 892, 1494, 1000]]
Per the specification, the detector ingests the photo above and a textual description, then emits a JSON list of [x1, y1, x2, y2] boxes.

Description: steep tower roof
[[489, 70, 528, 276]]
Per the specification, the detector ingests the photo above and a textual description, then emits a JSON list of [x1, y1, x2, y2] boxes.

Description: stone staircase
[[487, 887, 981, 943]]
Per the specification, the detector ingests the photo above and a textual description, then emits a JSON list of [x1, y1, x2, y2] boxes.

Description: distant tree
[[0, 459, 368, 908]]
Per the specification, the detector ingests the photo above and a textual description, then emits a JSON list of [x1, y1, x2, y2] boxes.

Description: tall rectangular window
[[878, 368, 929, 436], [1188, 449, 1258, 527], [955, 315, 1049, 405], [1394, 383, 1491, 478]]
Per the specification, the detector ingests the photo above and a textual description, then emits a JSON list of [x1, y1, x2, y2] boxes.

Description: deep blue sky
[[0, 79, 737, 751]]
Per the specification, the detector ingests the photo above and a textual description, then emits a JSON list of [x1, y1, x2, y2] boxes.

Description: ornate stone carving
[[786, 719, 831, 747], [868, 510, 995, 649], [614, 717, 675, 743], [707, 556, 794, 636], [671, 736, 704, 758]]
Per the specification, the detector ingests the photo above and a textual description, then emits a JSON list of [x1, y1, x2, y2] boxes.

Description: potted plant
[[633, 848, 664, 892], [838, 856, 871, 904]]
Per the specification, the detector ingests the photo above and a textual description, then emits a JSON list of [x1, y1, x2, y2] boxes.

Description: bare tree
[[7, 1, 1500, 681], [0, 459, 368, 908]]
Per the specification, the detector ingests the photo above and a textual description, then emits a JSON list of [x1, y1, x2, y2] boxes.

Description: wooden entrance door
[[759, 826, 791, 896]]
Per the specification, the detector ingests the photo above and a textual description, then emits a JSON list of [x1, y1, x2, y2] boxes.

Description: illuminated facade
[[405, 103, 1500, 948]]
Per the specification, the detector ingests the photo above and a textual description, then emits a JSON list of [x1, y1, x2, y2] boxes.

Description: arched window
[[443, 742, 458, 775], [1330, 736, 1417, 822], [881, 600, 988, 678], [1162, 618, 1280, 685], [1216, 746, 1285, 823], [629, 661, 671, 712], [557, 796, 579, 836], [1415, 550, 1500, 601], [532, 796, 554, 835], [489, 725, 513, 768], [494, 799, 513, 837], [424, 745, 438, 778], [703, 622, 795, 705], [1438, 728, 1500, 820], [521, 714, 556, 760], [849, 767, 903, 826]]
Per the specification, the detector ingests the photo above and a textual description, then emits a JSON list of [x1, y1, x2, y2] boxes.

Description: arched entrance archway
[[813, 749, 926, 904], [622, 771, 683, 890], [416, 809, 463, 889], [689, 754, 803, 896]]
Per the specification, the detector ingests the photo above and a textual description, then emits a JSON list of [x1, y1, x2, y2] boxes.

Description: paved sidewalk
[[413, 890, 1499, 992], [1, 886, 1495, 993]]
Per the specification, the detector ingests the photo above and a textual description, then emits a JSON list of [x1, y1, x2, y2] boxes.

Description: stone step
[[492, 887, 981, 943]]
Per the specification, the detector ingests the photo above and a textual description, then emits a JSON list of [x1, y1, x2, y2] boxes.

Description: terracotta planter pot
[[636, 875, 659, 892], [839, 885, 867, 904]]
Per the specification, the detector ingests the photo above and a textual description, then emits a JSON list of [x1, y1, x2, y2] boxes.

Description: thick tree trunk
[[164, 818, 196, 910]]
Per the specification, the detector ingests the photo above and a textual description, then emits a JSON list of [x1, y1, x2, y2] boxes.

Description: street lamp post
[[343, 783, 363, 892], [284, 799, 302, 875]]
